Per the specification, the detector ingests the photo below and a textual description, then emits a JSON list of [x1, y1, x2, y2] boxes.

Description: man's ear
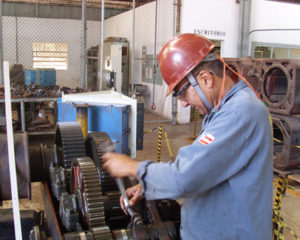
[[197, 70, 213, 88]]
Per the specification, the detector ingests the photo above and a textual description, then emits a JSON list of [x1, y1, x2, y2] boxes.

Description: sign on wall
[[194, 29, 226, 38]]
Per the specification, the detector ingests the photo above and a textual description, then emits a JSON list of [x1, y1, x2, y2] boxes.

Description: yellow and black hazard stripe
[[273, 175, 288, 240], [272, 174, 300, 240], [157, 125, 163, 162]]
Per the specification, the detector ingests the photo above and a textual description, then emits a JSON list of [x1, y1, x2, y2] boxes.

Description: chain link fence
[[133, 0, 176, 115], [1, 0, 178, 115], [2, 13, 83, 88]]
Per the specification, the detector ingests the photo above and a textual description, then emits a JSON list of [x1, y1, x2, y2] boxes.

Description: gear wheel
[[70, 157, 106, 229], [91, 226, 113, 240], [112, 229, 134, 240], [85, 132, 118, 194], [55, 122, 86, 168]]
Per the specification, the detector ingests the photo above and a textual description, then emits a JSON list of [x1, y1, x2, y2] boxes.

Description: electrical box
[[100, 37, 129, 95]]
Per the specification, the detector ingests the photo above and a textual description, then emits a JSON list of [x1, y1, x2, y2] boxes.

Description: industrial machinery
[[0, 91, 180, 240], [1, 122, 180, 239]]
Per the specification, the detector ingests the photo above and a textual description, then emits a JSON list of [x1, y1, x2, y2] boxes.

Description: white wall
[[250, 0, 300, 54], [179, 0, 240, 123], [3, 16, 101, 88], [104, 0, 175, 120]]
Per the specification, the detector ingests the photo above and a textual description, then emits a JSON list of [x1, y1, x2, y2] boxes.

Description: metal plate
[[0, 133, 31, 200]]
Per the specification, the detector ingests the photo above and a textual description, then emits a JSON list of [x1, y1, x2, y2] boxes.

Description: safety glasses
[[173, 81, 191, 97]]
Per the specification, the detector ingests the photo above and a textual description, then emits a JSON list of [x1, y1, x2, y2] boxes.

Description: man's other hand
[[120, 184, 143, 215], [102, 152, 139, 178]]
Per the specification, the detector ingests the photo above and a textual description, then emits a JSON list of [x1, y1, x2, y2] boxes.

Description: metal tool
[[101, 141, 143, 227]]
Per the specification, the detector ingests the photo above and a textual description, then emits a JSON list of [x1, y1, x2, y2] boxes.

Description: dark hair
[[192, 52, 223, 77], [192, 57, 224, 78]]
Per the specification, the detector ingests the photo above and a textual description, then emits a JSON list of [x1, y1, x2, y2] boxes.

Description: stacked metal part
[[224, 58, 300, 170], [223, 58, 262, 93], [260, 59, 300, 170]]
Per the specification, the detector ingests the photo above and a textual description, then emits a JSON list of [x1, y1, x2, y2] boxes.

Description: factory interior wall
[[250, 0, 300, 54], [104, 0, 174, 121], [2, 16, 101, 88], [178, 0, 240, 123]]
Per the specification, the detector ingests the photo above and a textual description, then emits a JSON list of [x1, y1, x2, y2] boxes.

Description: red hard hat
[[158, 33, 215, 96]]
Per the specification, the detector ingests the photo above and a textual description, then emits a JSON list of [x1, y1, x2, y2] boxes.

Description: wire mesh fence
[[2, 15, 83, 88], [133, 0, 176, 113], [1, 0, 178, 120]]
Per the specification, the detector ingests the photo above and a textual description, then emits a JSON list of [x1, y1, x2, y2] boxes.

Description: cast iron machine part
[[271, 113, 300, 170], [260, 59, 300, 115]]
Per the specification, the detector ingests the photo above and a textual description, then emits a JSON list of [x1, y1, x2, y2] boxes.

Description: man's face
[[173, 76, 209, 115]]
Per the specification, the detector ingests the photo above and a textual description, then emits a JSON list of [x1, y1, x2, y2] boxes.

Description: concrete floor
[[1, 112, 300, 239]]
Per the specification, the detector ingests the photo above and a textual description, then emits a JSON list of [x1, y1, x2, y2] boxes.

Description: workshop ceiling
[[3, 0, 155, 10]]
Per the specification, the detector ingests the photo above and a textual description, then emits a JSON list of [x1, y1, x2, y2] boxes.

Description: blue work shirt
[[137, 81, 273, 240]]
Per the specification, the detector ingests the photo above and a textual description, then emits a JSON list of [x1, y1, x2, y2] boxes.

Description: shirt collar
[[211, 80, 248, 113]]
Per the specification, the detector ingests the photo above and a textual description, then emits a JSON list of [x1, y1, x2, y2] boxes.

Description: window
[[252, 43, 300, 59], [211, 40, 221, 56], [33, 42, 68, 70], [254, 46, 271, 58]]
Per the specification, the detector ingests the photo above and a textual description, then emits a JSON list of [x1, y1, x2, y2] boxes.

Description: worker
[[102, 33, 273, 240]]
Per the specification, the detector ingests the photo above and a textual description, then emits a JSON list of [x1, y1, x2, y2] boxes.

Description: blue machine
[[57, 99, 131, 155], [25, 70, 36, 86], [25, 69, 56, 86]]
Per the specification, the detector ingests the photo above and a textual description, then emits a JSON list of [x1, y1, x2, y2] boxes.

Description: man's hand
[[120, 184, 143, 215], [102, 152, 139, 178]]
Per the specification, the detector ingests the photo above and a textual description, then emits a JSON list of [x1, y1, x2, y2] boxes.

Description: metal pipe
[[16, 17, 19, 63], [172, 95, 177, 124], [99, 0, 105, 90], [0, 0, 3, 86], [173, 0, 176, 36], [131, 0, 136, 91], [80, 0, 87, 89], [237, 0, 251, 57], [151, 0, 158, 109], [4, 61, 23, 240], [20, 101, 25, 132], [171, 0, 181, 124], [249, 28, 300, 35]]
